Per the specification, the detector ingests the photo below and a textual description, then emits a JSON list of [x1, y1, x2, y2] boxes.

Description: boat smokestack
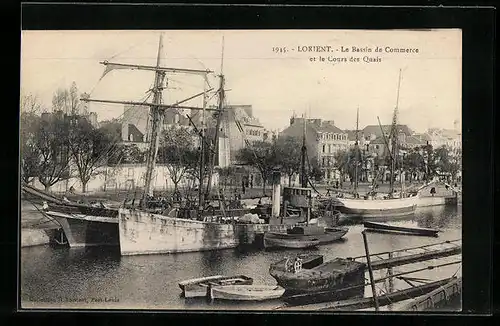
[[271, 170, 281, 220]]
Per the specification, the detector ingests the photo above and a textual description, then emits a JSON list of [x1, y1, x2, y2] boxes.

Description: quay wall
[[21, 228, 50, 247], [417, 196, 458, 207]]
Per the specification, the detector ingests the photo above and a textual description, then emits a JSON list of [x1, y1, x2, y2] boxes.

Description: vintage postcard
[[20, 29, 462, 311]]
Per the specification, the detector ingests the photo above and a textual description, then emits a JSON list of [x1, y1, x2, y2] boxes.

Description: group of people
[[240, 175, 254, 194]]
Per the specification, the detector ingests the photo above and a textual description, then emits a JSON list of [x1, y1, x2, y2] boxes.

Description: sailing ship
[[22, 34, 278, 250], [330, 70, 418, 220]]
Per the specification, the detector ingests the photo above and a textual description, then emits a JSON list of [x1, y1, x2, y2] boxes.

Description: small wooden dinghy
[[363, 221, 439, 237], [287, 226, 349, 244], [179, 275, 253, 298], [263, 232, 320, 249], [210, 284, 286, 301]]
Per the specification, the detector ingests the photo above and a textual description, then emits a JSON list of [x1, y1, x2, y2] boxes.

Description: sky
[[20, 29, 462, 133]]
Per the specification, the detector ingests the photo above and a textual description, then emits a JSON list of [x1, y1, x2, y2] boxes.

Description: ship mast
[[300, 114, 308, 188], [205, 37, 225, 201], [389, 69, 403, 196], [143, 34, 166, 200], [80, 34, 214, 206], [354, 106, 360, 195]]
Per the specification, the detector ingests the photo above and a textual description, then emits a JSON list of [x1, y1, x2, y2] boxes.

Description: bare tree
[[69, 82, 80, 115], [275, 136, 302, 186], [20, 93, 42, 114], [52, 88, 70, 114], [236, 141, 278, 195], [68, 118, 117, 192], [157, 126, 199, 194], [35, 114, 72, 191], [20, 93, 43, 184]]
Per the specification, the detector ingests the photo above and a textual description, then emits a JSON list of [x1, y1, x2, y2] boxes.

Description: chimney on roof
[[324, 120, 335, 127], [311, 118, 322, 127]]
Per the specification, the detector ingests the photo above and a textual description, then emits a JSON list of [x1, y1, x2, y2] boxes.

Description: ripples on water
[[21, 205, 462, 311]]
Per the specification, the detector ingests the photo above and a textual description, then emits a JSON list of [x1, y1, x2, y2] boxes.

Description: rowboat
[[179, 275, 253, 298], [363, 221, 439, 237], [263, 232, 320, 249], [287, 226, 349, 244], [269, 254, 366, 294], [210, 284, 285, 301]]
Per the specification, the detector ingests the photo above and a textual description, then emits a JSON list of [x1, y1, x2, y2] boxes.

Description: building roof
[[370, 135, 425, 146], [345, 129, 364, 141], [428, 128, 460, 137], [440, 129, 461, 139], [227, 105, 264, 128], [405, 135, 426, 145], [413, 133, 432, 141], [127, 124, 144, 142], [363, 124, 413, 137], [316, 122, 345, 134]]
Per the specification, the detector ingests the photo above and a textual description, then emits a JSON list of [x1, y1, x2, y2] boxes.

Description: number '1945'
[[272, 47, 288, 53]]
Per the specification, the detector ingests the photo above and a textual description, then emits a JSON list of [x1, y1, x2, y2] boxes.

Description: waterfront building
[[362, 124, 413, 143], [280, 116, 349, 183], [427, 121, 462, 150]]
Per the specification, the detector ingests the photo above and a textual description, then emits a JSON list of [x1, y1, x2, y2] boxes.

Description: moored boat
[[22, 184, 121, 248], [363, 221, 439, 237], [287, 225, 348, 245], [210, 284, 285, 301], [332, 195, 418, 220], [330, 71, 420, 221], [44, 207, 120, 247], [180, 275, 253, 298], [263, 232, 320, 249], [269, 254, 366, 294]]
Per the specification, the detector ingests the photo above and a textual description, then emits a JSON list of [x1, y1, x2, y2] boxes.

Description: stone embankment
[[21, 200, 59, 248]]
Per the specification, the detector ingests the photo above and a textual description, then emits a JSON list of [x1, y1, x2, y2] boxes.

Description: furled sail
[[98, 61, 136, 81]]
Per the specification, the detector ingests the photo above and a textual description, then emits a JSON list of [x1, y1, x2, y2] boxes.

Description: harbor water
[[20, 204, 461, 311]]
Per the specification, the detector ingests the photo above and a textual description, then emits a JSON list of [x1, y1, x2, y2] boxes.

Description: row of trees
[[21, 89, 119, 192], [21, 85, 212, 194], [236, 137, 323, 193]]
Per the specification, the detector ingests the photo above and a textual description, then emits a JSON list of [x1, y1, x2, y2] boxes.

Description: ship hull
[[263, 233, 320, 249], [332, 196, 418, 219], [45, 210, 119, 248], [118, 208, 240, 256]]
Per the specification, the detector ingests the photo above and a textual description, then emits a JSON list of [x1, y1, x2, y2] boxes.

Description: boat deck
[[349, 239, 462, 270]]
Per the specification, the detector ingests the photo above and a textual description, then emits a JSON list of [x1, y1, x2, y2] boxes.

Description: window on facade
[[322, 144, 326, 153], [328, 144, 331, 153], [376, 145, 379, 149], [322, 157, 326, 166]]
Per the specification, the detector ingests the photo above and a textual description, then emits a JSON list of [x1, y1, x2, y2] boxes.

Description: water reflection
[[21, 205, 461, 310]]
